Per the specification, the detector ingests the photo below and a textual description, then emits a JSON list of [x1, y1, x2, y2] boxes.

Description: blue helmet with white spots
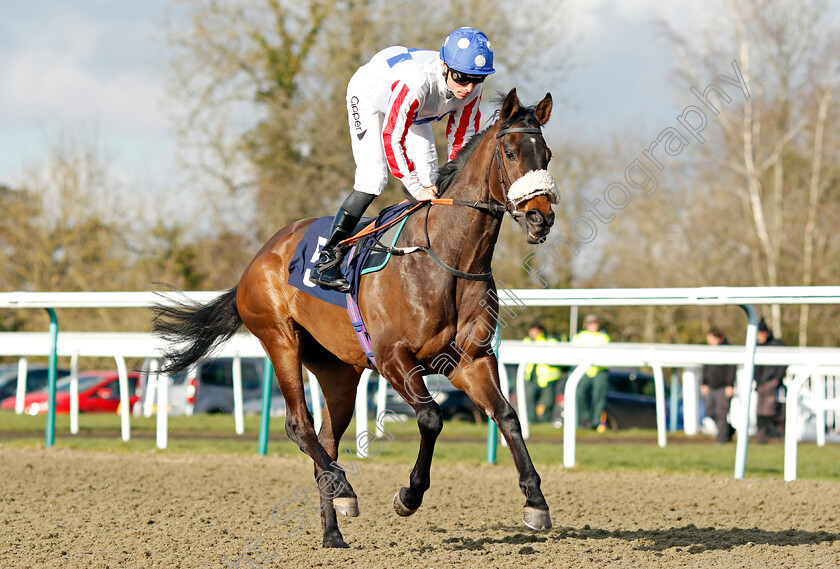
[[440, 27, 495, 76]]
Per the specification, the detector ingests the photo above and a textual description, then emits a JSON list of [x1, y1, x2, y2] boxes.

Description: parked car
[[366, 374, 487, 423], [547, 368, 683, 430], [136, 357, 283, 416], [362, 367, 684, 429], [0, 364, 71, 403], [0, 370, 140, 415]]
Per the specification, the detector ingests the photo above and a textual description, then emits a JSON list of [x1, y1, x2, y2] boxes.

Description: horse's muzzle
[[523, 209, 555, 243]]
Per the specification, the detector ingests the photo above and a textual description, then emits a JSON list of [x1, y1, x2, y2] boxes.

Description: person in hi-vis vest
[[572, 314, 611, 431], [523, 322, 563, 423]]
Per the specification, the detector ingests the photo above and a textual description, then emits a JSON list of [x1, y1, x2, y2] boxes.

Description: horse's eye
[[504, 149, 515, 160]]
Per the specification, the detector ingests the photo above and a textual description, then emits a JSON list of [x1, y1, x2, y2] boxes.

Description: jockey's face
[[443, 64, 479, 99]]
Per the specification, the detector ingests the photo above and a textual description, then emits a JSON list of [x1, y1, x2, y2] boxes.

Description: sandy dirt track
[[1, 446, 839, 568]]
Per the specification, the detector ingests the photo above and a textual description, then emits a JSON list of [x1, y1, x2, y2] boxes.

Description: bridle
[[490, 125, 545, 220], [423, 123, 547, 220], [409, 123, 548, 280]]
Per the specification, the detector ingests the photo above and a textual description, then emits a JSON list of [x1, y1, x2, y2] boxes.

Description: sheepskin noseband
[[506, 169, 560, 206]]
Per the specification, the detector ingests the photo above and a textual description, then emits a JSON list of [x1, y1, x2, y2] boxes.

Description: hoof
[[523, 507, 552, 530], [322, 535, 350, 549], [392, 491, 417, 517], [333, 497, 360, 517]]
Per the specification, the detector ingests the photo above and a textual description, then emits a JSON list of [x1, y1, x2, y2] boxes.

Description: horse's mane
[[436, 126, 491, 194], [437, 93, 541, 195]]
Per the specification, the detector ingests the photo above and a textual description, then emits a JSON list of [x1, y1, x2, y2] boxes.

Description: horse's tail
[[152, 286, 242, 375]]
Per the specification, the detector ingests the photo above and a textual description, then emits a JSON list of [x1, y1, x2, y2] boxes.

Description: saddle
[[287, 202, 416, 309]]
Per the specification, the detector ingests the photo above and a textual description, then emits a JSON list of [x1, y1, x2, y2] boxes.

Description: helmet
[[440, 27, 495, 76]]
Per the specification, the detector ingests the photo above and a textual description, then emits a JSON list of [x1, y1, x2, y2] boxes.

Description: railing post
[[563, 361, 592, 468], [307, 370, 322, 433], [515, 363, 529, 441], [734, 304, 758, 479], [115, 355, 131, 441], [784, 364, 819, 481], [375, 375, 388, 438], [69, 352, 80, 435], [232, 354, 244, 436], [681, 366, 701, 435], [486, 326, 501, 464], [355, 369, 373, 458], [651, 362, 667, 448], [669, 369, 679, 433], [14, 357, 28, 415], [156, 364, 169, 450], [45, 308, 58, 448], [258, 357, 273, 456]]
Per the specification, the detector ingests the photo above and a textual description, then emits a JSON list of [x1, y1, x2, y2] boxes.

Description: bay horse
[[153, 88, 557, 548]]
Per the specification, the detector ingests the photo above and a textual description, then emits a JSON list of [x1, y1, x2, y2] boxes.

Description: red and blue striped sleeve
[[382, 81, 424, 195]]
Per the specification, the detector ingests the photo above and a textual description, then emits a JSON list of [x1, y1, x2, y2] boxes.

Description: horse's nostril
[[526, 210, 544, 225], [526, 210, 553, 227]]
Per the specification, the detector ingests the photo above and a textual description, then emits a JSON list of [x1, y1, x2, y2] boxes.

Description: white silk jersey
[[347, 46, 483, 196]]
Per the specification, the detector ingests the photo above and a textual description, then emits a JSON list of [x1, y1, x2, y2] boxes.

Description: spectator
[[754, 317, 787, 443], [572, 314, 610, 431], [523, 322, 563, 423], [701, 326, 736, 443]]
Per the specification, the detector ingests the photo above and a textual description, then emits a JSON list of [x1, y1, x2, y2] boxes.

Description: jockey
[[310, 27, 495, 291]]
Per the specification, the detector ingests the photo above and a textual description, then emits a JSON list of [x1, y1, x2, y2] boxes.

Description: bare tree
[[0, 137, 153, 331], [659, 0, 840, 344], [798, 86, 835, 344]]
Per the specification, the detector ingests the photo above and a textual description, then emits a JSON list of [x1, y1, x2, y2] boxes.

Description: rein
[[428, 197, 505, 217], [345, 200, 495, 281], [338, 201, 426, 248], [419, 203, 493, 280]]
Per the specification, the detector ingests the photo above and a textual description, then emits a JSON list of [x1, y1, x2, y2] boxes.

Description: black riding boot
[[310, 208, 360, 292]]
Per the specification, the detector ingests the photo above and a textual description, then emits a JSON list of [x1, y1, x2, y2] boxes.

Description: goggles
[[449, 69, 486, 85]]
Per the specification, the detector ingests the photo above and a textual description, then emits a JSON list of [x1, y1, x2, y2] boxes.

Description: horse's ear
[[500, 88, 520, 121], [534, 93, 553, 125]]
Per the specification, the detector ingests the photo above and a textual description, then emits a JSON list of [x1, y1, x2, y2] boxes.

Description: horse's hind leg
[[258, 333, 359, 537], [303, 347, 363, 548], [377, 344, 443, 517]]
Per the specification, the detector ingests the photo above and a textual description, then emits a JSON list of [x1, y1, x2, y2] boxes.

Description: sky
[[0, 0, 709, 195], [560, 0, 705, 128], [0, 0, 173, 190]]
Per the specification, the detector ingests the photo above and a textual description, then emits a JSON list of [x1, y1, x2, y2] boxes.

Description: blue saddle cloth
[[287, 202, 417, 308]]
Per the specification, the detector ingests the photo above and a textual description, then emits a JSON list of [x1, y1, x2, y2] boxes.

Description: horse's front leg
[[378, 345, 443, 516], [453, 355, 552, 530]]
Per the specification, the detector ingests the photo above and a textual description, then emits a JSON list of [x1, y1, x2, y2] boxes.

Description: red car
[[0, 370, 140, 415]]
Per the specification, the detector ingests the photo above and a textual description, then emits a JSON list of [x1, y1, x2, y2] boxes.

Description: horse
[[153, 88, 558, 549]]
